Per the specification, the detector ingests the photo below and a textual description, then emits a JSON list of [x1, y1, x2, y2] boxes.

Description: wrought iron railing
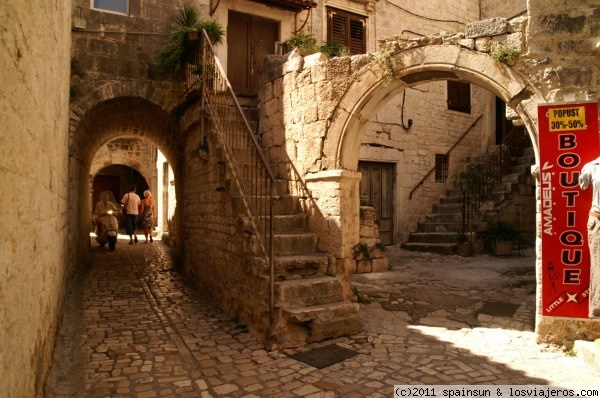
[[191, 30, 284, 328], [456, 124, 529, 235], [409, 115, 482, 200]]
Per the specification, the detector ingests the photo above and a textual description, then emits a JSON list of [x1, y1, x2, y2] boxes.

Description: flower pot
[[186, 30, 199, 41], [456, 242, 473, 257]]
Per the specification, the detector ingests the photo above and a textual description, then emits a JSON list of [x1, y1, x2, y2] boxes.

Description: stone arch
[[327, 45, 545, 171], [68, 82, 183, 264]]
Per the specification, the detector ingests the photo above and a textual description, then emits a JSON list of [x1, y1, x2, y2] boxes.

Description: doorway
[[227, 11, 279, 95], [359, 162, 395, 245]]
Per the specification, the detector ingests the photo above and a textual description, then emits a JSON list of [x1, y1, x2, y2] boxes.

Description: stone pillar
[[304, 170, 361, 274]]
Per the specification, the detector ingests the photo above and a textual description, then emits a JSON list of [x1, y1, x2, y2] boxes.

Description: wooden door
[[359, 162, 394, 245], [227, 11, 279, 95]]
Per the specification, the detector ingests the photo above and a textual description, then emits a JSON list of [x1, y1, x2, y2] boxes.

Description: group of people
[[94, 185, 156, 244]]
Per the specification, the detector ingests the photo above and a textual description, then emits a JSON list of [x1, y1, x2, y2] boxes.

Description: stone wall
[[0, 2, 71, 396], [352, 206, 389, 273], [179, 110, 272, 341]]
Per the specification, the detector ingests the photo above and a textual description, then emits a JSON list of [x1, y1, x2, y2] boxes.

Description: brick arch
[[327, 44, 545, 171]]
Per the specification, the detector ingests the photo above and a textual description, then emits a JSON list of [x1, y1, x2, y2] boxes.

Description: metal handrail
[[192, 30, 284, 335], [409, 115, 482, 199]]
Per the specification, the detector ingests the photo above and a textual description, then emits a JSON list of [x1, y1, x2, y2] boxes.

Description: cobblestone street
[[44, 239, 600, 397]]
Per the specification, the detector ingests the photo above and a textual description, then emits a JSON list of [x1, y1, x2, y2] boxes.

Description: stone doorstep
[[573, 340, 600, 374], [275, 276, 344, 307], [282, 300, 360, 323]]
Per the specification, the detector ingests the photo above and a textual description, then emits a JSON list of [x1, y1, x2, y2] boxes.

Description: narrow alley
[[43, 238, 600, 397]]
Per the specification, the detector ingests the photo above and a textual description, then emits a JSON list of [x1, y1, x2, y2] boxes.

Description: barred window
[[435, 154, 449, 183]]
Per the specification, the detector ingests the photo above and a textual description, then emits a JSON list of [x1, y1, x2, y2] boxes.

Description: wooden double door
[[227, 11, 279, 95]]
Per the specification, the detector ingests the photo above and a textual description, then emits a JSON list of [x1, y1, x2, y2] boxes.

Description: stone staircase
[[401, 145, 535, 254], [232, 96, 361, 347]]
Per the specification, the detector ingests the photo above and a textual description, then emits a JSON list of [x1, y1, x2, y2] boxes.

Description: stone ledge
[[573, 339, 600, 373]]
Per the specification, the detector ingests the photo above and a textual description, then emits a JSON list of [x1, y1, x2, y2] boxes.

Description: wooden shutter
[[327, 7, 366, 55], [447, 81, 471, 113]]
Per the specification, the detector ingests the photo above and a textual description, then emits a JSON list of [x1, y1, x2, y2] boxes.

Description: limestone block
[[459, 39, 475, 50], [475, 37, 492, 52], [509, 16, 528, 33], [466, 17, 508, 39], [357, 260, 372, 273], [371, 258, 389, 272], [303, 52, 327, 69], [283, 49, 303, 73]]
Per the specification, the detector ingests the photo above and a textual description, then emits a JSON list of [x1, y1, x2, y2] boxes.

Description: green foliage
[[352, 286, 372, 304], [156, 5, 224, 78], [374, 242, 387, 253], [282, 33, 351, 58], [353, 243, 372, 260], [319, 41, 351, 58], [477, 221, 525, 243], [360, 199, 375, 207], [282, 31, 318, 56], [490, 43, 521, 66]]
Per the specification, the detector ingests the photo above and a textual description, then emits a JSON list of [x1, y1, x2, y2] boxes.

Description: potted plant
[[477, 221, 525, 256], [156, 5, 224, 78], [456, 232, 473, 257]]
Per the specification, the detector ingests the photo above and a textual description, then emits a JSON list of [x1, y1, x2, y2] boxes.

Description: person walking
[[121, 185, 141, 244], [579, 155, 600, 318], [139, 190, 156, 243]]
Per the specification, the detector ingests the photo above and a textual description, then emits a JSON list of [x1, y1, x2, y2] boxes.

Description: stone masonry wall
[[352, 206, 389, 273], [180, 110, 272, 342], [0, 2, 72, 397]]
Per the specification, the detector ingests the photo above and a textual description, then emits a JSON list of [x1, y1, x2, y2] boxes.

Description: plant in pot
[[456, 232, 473, 257], [156, 5, 224, 79], [477, 221, 525, 256]]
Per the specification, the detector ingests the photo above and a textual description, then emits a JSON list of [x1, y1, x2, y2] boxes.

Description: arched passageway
[[69, 88, 183, 266]]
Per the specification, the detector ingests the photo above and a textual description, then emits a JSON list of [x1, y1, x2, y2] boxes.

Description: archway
[[327, 45, 544, 171], [69, 89, 183, 267]]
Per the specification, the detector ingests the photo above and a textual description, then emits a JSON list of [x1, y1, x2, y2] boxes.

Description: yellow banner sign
[[548, 106, 586, 131]]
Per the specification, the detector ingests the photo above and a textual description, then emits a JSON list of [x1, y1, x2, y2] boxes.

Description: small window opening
[[435, 154, 449, 183]]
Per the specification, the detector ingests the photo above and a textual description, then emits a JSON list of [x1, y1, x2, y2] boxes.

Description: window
[[91, 0, 128, 15], [327, 7, 366, 55], [435, 154, 449, 183], [447, 81, 471, 113]]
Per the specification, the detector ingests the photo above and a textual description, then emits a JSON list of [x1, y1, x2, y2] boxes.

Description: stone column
[[304, 169, 361, 271]]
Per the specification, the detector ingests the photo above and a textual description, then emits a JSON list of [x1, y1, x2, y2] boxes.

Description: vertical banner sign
[[539, 102, 599, 318]]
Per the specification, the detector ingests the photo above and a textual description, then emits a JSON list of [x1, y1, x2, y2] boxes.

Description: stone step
[[424, 212, 462, 223], [400, 242, 456, 254], [416, 222, 463, 233], [271, 213, 307, 233], [408, 232, 461, 244], [432, 203, 462, 214], [275, 276, 344, 307], [282, 300, 359, 323], [281, 300, 362, 343], [273, 232, 317, 256], [274, 253, 330, 277]]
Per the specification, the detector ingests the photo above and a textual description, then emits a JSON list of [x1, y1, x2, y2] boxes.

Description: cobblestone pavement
[[44, 238, 600, 397]]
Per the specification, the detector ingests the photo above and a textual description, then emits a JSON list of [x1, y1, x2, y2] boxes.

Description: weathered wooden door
[[227, 11, 279, 95], [359, 162, 394, 245]]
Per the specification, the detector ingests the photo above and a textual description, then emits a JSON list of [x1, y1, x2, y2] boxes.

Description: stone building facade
[[1, 0, 600, 395], [0, 2, 71, 397]]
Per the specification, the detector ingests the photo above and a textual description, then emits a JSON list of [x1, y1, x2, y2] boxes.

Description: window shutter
[[349, 18, 365, 54], [327, 7, 366, 55], [447, 81, 471, 113]]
